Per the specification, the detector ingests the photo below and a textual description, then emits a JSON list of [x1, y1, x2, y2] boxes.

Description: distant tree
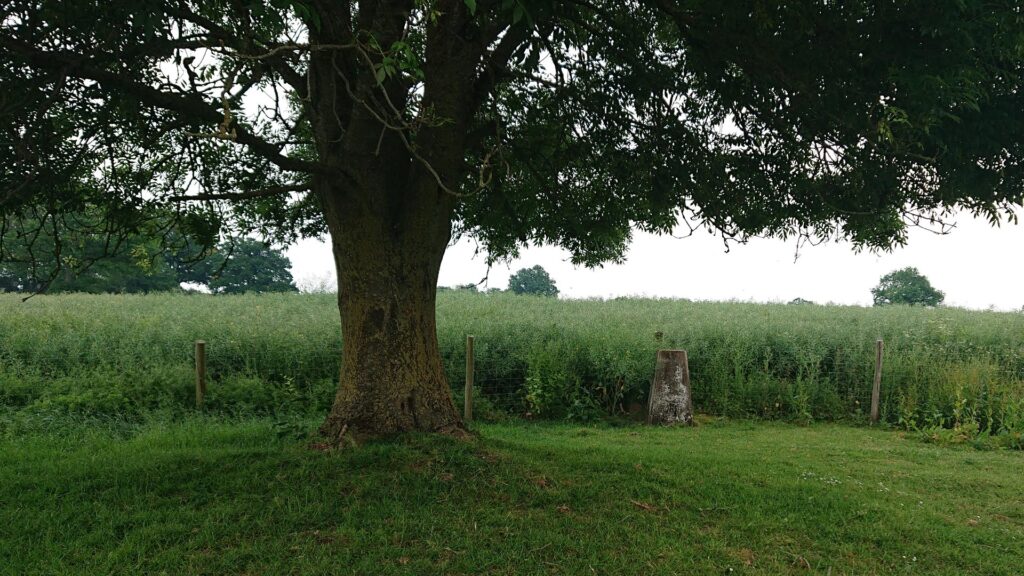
[[0, 215, 182, 294], [190, 238, 298, 294], [788, 297, 815, 305], [508, 266, 559, 297], [0, 216, 299, 297], [0, 229, 296, 296], [50, 251, 181, 294], [871, 267, 944, 307]]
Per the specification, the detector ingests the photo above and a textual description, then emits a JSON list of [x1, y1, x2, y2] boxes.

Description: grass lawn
[[1, 419, 1022, 575]]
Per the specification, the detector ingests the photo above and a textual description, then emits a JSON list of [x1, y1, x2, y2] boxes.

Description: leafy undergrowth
[[1, 419, 1022, 575]]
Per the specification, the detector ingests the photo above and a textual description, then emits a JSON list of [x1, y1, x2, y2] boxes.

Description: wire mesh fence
[[470, 367, 531, 418], [1, 290, 1022, 431], [460, 346, 879, 423], [455, 335, 1024, 430]]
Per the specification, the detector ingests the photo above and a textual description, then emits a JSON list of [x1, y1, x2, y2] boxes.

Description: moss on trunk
[[317, 175, 463, 442]]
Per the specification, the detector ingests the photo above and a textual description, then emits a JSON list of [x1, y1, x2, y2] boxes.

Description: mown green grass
[[1, 419, 1022, 575], [1, 292, 1023, 430]]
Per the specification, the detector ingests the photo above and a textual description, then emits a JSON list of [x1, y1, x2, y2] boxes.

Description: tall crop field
[[1, 292, 1022, 435]]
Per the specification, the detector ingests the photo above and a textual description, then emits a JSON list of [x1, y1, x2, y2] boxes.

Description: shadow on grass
[[1, 420, 1022, 575]]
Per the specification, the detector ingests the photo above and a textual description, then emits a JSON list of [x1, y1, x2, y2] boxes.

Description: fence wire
[[455, 336, 1024, 428], [5, 314, 1020, 429]]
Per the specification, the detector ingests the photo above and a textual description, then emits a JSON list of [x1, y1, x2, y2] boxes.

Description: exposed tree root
[[312, 418, 470, 450], [435, 422, 473, 441]]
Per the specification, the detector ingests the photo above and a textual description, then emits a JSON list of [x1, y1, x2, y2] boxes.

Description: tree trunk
[[316, 175, 463, 442], [305, 2, 482, 442]]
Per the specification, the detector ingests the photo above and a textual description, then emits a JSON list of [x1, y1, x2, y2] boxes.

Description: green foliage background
[[0, 292, 1021, 436]]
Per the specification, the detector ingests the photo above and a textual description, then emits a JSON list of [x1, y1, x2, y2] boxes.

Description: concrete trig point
[[647, 349, 693, 425]]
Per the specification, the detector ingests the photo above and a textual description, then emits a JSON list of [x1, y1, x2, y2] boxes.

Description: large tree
[[508, 265, 558, 297], [871, 267, 944, 307], [3, 1, 1024, 441], [193, 237, 299, 294]]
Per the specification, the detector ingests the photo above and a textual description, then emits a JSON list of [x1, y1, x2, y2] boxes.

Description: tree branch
[[473, 24, 534, 107], [167, 184, 311, 202], [1, 37, 332, 175], [165, 4, 309, 98]]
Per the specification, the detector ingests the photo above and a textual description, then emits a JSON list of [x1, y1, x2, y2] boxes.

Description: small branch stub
[[647, 350, 693, 426], [871, 339, 884, 424], [464, 335, 474, 423], [195, 340, 207, 409]]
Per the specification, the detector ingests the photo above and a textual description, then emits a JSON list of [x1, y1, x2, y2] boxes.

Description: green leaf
[[464, 0, 476, 15]]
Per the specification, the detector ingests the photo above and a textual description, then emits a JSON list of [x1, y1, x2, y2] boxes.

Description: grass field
[[3, 294, 1023, 573], [1, 292, 1022, 435], [1, 418, 1022, 575]]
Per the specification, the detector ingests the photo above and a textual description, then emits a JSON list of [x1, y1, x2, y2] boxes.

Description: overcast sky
[[287, 208, 1024, 311]]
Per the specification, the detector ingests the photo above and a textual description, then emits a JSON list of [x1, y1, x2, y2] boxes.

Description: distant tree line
[[440, 265, 559, 297], [442, 265, 956, 309], [0, 223, 297, 295]]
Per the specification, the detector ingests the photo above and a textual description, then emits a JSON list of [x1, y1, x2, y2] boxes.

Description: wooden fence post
[[871, 339, 883, 424], [464, 335, 474, 423], [195, 340, 207, 409]]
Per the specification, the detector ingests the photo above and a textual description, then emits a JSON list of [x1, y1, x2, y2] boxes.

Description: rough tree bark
[[305, 0, 492, 442], [316, 176, 462, 441]]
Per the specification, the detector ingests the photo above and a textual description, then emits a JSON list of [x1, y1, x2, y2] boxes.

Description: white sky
[[287, 209, 1024, 311]]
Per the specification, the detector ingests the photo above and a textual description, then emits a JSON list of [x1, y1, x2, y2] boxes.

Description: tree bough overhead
[[3, 1, 1024, 440]]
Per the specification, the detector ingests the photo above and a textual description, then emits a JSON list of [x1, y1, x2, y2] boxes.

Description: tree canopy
[[3, 1, 1024, 267], [508, 265, 558, 297], [871, 267, 944, 307], [3, 0, 1024, 438]]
